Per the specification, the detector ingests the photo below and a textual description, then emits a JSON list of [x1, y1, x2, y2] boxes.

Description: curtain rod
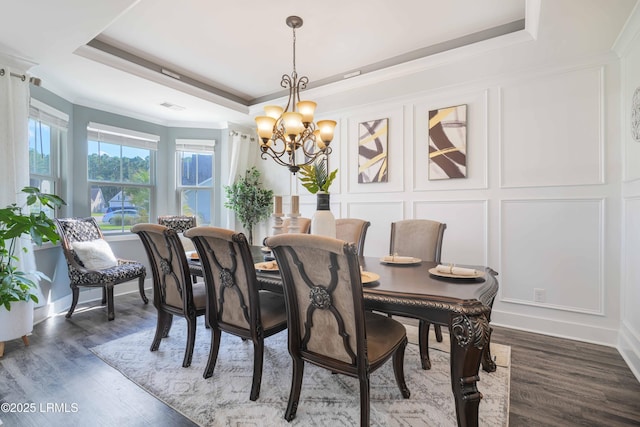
[[229, 130, 256, 141], [0, 69, 41, 86]]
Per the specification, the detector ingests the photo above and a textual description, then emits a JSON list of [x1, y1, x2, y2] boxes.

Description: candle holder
[[272, 212, 284, 235], [286, 212, 301, 233]]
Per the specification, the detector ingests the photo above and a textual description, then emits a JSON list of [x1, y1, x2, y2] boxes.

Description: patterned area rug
[[90, 320, 510, 426]]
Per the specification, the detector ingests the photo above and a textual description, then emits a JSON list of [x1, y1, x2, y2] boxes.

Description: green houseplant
[[0, 187, 66, 311], [298, 160, 338, 194], [298, 160, 338, 237], [224, 167, 273, 245]]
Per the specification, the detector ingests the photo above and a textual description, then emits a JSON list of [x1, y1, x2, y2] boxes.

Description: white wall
[[253, 3, 630, 350], [616, 2, 640, 380]]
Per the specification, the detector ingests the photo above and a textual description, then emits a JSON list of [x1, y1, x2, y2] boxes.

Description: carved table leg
[[481, 326, 497, 373], [449, 313, 490, 427]]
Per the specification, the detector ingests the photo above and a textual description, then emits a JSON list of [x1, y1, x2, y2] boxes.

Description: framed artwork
[[358, 118, 388, 183], [428, 104, 467, 180]]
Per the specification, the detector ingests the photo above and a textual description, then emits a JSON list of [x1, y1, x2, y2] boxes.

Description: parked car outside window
[[102, 209, 141, 224]]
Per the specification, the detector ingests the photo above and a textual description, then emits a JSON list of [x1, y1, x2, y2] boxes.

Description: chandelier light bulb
[[264, 105, 284, 120], [297, 100, 317, 124], [255, 116, 276, 140], [317, 120, 337, 144], [282, 112, 304, 136]]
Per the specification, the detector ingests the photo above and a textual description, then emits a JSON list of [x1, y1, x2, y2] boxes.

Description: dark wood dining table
[[188, 246, 499, 427]]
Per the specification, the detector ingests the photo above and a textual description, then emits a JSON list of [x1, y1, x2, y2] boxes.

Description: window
[[176, 139, 215, 225], [28, 99, 68, 218], [87, 122, 158, 232]]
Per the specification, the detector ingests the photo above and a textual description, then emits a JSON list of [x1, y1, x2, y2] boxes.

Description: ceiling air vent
[[160, 102, 186, 111]]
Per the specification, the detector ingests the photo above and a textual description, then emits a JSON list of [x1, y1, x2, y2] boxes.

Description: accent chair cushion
[[72, 239, 118, 270]]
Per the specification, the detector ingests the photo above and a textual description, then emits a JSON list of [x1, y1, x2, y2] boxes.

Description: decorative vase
[[311, 192, 336, 238]]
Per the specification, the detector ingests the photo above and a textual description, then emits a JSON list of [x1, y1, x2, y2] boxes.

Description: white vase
[[311, 192, 336, 238], [0, 300, 34, 342]]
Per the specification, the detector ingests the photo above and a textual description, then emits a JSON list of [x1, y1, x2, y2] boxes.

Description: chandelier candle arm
[[255, 15, 337, 175]]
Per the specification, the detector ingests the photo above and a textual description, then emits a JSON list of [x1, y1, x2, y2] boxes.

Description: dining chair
[[282, 217, 311, 233], [184, 226, 287, 401], [54, 217, 147, 321], [266, 233, 410, 425], [157, 215, 197, 233], [158, 215, 198, 281], [131, 223, 206, 368], [335, 218, 371, 256], [389, 218, 446, 370]]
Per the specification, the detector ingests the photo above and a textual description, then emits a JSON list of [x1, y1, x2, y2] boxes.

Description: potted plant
[[298, 159, 338, 195], [224, 167, 273, 245], [0, 187, 66, 353], [298, 160, 338, 237]]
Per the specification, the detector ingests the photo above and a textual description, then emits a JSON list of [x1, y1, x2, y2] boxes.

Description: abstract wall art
[[358, 118, 388, 183], [428, 104, 467, 180]]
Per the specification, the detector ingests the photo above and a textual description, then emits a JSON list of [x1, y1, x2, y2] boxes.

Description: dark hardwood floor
[[1, 292, 639, 426]]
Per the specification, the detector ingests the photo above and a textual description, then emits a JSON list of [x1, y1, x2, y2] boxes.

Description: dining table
[[187, 246, 499, 427]]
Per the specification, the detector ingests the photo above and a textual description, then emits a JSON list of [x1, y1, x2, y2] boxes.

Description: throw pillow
[[72, 239, 118, 270]]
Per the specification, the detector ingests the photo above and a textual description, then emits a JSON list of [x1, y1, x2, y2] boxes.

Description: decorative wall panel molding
[[622, 197, 640, 339], [500, 198, 604, 315], [499, 66, 604, 188], [344, 200, 404, 257], [413, 199, 488, 265]]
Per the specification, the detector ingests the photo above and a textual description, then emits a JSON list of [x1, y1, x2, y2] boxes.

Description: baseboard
[[491, 309, 618, 347], [618, 321, 640, 382], [34, 278, 153, 325]]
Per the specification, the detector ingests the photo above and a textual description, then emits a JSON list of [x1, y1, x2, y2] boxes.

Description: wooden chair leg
[[434, 324, 443, 342], [106, 285, 115, 321], [250, 339, 264, 401], [66, 287, 80, 319], [151, 310, 172, 352], [22, 335, 29, 346], [138, 276, 148, 304], [0, 341, 4, 358], [203, 328, 222, 379], [183, 316, 197, 367], [285, 358, 304, 422], [359, 374, 371, 427]]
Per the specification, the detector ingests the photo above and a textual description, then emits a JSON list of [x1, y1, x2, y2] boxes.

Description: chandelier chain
[[292, 26, 297, 75]]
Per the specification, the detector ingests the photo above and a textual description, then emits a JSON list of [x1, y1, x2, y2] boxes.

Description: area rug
[[90, 320, 510, 426]]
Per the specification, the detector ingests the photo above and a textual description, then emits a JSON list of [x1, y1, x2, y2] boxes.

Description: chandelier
[[255, 16, 337, 174]]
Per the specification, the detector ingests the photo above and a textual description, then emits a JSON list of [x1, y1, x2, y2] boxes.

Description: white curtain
[[226, 132, 254, 228], [0, 62, 40, 303]]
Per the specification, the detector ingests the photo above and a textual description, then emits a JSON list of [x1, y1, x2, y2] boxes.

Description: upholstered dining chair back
[[54, 217, 147, 321], [335, 218, 371, 256], [389, 218, 447, 369], [157, 215, 197, 233], [266, 233, 410, 425], [184, 226, 287, 401], [158, 215, 197, 251], [132, 223, 206, 368], [282, 217, 311, 234], [389, 219, 446, 263]]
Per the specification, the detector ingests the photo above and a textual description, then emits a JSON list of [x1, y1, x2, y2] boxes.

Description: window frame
[[28, 99, 67, 218], [175, 139, 216, 225], [87, 122, 159, 233]]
